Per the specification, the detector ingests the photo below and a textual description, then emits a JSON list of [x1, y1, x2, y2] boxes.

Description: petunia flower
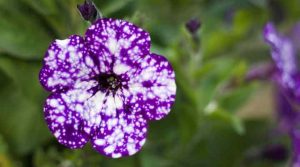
[[264, 22, 300, 166], [39, 18, 176, 158]]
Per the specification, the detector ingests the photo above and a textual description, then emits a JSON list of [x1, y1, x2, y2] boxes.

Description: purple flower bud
[[261, 144, 288, 162], [185, 18, 201, 34], [224, 8, 235, 25], [77, 0, 100, 23]]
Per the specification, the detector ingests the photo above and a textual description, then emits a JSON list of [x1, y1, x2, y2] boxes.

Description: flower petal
[[44, 94, 89, 149], [44, 80, 107, 148], [122, 53, 176, 120], [264, 23, 300, 101], [264, 23, 297, 86], [291, 127, 300, 166], [91, 94, 147, 158], [39, 35, 98, 92], [277, 90, 299, 132], [85, 18, 151, 74]]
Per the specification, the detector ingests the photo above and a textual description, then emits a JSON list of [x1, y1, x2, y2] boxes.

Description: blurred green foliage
[[0, 0, 299, 166]]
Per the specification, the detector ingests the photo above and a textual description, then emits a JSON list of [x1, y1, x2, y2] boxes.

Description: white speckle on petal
[[56, 39, 70, 48], [113, 63, 131, 75], [140, 139, 146, 146], [75, 104, 83, 113], [94, 139, 106, 146], [127, 143, 137, 155], [123, 26, 130, 33], [84, 127, 91, 134], [107, 38, 118, 54], [105, 96, 117, 116], [124, 125, 134, 133], [85, 56, 94, 67], [56, 116, 65, 123], [54, 131, 61, 137], [49, 99, 59, 107], [114, 96, 123, 109], [112, 153, 121, 158], [104, 145, 115, 154]]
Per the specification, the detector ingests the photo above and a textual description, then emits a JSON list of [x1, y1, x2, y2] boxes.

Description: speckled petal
[[122, 53, 176, 120], [264, 23, 297, 88], [85, 18, 151, 74], [40, 35, 98, 92], [91, 93, 147, 158], [44, 80, 107, 148]]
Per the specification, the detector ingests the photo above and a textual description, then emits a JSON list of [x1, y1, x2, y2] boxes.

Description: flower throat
[[97, 73, 121, 93]]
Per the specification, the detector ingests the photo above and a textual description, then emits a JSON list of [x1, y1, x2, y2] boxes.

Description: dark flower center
[[97, 73, 122, 93]]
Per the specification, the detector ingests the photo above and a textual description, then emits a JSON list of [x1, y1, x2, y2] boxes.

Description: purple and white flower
[[39, 18, 176, 158], [264, 23, 300, 100], [264, 22, 300, 166]]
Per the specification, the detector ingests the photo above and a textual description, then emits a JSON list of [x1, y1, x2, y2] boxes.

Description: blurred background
[[0, 0, 300, 166]]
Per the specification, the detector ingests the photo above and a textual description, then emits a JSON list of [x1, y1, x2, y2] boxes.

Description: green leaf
[[206, 109, 245, 135], [100, 0, 134, 16], [0, 135, 8, 154], [0, 56, 51, 155], [0, 0, 53, 60]]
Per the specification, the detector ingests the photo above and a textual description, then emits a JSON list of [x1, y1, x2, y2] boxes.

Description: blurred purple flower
[[276, 91, 299, 133], [39, 18, 176, 158], [261, 144, 288, 162], [224, 8, 235, 26], [264, 22, 300, 166], [245, 62, 275, 81], [292, 127, 300, 166], [291, 22, 300, 52]]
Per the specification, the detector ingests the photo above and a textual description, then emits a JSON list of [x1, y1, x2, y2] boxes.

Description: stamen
[[97, 73, 122, 94]]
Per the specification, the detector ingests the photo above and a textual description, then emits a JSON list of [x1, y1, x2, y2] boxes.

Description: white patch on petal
[[83, 91, 106, 125], [49, 99, 59, 107], [124, 125, 134, 133], [127, 143, 137, 155], [168, 80, 176, 93], [56, 39, 70, 48], [112, 153, 121, 158], [107, 38, 118, 54], [140, 139, 146, 146], [114, 95, 123, 109], [54, 131, 61, 138], [94, 139, 106, 146], [84, 127, 91, 134], [56, 116, 65, 123], [113, 63, 131, 75], [105, 96, 117, 116], [75, 104, 84, 113], [104, 145, 115, 154], [85, 56, 94, 67], [89, 25, 95, 30], [123, 26, 130, 33]]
